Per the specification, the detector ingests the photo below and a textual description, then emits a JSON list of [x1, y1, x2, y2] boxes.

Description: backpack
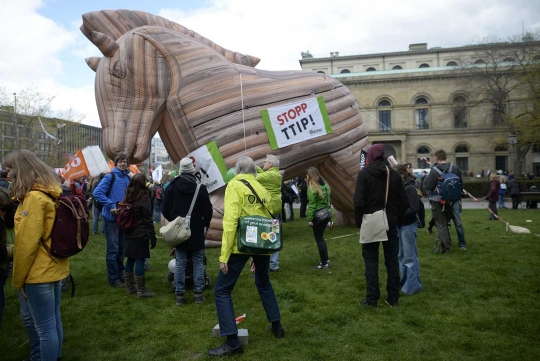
[[155, 186, 164, 201], [114, 201, 136, 231], [432, 163, 462, 203], [38, 191, 90, 258]]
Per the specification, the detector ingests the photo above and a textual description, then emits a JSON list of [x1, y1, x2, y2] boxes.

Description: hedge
[[462, 178, 540, 198]]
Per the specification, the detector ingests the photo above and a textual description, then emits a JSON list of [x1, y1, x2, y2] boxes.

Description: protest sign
[[64, 146, 109, 185], [185, 141, 227, 193]]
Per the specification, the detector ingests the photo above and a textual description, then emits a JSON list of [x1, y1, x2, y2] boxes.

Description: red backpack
[[114, 202, 136, 231]]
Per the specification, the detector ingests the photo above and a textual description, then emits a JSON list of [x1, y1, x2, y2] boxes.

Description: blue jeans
[[19, 281, 63, 361], [153, 202, 163, 223], [92, 204, 105, 234], [214, 254, 281, 337], [125, 258, 145, 277], [450, 201, 466, 248], [498, 194, 506, 208], [104, 218, 125, 284], [398, 222, 422, 295], [0, 262, 10, 330], [269, 252, 279, 270], [175, 248, 205, 294]]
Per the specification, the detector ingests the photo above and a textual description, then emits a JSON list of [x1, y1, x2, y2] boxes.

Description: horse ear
[[85, 57, 101, 72], [91, 31, 119, 57]]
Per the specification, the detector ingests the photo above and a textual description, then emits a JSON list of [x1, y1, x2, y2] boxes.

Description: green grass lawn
[[2, 208, 540, 360]]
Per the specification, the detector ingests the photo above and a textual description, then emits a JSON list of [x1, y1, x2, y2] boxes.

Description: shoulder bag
[[314, 186, 331, 223], [237, 180, 283, 254], [160, 182, 201, 247], [359, 166, 390, 244]]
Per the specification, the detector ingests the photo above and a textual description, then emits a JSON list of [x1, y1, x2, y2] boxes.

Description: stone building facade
[[299, 42, 539, 175]]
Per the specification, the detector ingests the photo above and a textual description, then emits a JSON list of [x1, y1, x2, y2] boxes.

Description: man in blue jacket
[[93, 153, 131, 287]]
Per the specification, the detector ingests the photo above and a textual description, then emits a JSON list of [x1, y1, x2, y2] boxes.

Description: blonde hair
[[306, 167, 325, 197], [2, 150, 60, 199], [490, 174, 498, 181]]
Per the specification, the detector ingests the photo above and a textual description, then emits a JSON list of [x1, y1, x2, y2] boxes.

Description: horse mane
[[81, 9, 260, 67]]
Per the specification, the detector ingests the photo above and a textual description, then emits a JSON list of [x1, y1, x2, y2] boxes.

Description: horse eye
[[112, 60, 126, 79]]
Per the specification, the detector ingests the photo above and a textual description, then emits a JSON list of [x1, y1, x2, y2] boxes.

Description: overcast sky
[[0, 0, 539, 128]]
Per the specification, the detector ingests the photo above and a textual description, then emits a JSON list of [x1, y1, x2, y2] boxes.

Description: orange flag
[[129, 164, 141, 174], [63, 149, 89, 185]]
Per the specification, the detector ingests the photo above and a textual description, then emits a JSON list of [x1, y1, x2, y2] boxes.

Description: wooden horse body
[[82, 10, 368, 241]]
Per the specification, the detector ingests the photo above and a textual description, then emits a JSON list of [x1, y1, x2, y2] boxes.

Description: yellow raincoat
[[12, 183, 69, 289], [256, 166, 282, 215], [220, 174, 272, 263]]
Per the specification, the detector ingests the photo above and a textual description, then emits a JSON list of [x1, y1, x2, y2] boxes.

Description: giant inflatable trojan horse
[[81, 10, 368, 243]]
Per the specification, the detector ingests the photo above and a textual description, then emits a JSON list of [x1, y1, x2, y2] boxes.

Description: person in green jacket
[[256, 154, 282, 272], [306, 166, 332, 269], [209, 156, 284, 357]]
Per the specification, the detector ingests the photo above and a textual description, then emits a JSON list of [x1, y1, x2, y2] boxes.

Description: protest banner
[[63, 146, 109, 185], [260, 97, 332, 150], [185, 141, 227, 193], [152, 165, 163, 182]]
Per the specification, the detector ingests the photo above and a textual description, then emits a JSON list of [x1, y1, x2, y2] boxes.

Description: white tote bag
[[160, 183, 201, 247], [359, 167, 390, 244]]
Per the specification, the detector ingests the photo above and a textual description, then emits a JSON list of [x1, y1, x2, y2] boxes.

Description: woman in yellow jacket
[[4, 150, 68, 361], [209, 156, 284, 357]]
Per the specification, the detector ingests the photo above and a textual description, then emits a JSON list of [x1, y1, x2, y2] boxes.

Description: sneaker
[[327, 221, 334, 231], [176, 294, 185, 306], [385, 299, 398, 307], [359, 300, 377, 308], [459, 246, 467, 251], [427, 228, 433, 234], [312, 262, 329, 269], [194, 292, 205, 305], [109, 281, 126, 288]]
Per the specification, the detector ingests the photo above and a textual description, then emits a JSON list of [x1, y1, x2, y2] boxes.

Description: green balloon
[[225, 167, 236, 183]]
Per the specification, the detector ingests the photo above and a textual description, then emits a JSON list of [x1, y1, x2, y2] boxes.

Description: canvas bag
[[237, 180, 283, 254], [114, 201, 136, 231], [359, 167, 390, 244], [160, 182, 201, 247]]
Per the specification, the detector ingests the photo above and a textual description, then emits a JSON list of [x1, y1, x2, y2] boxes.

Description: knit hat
[[367, 144, 385, 164], [179, 158, 195, 174]]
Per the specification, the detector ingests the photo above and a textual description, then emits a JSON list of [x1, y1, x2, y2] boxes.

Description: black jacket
[[508, 179, 520, 196], [400, 177, 420, 226], [162, 173, 213, 250], [124, 194, 157, 242], [354, 161, 409, 228]]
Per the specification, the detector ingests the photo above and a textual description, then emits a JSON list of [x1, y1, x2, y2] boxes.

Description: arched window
[[419, 63, 430, 68], [414, 97, 429, 129], [416, 147, 431, 168], [503, 57, 515, 63], [474, 59, 486, 65], [446, 61, 458, 66], [317, 71, 325, 74], [366, 67, 377, 72], [453, 96, 468, 128], [340, 69, 351, 74], [455, 145, 469, 152], [392, 65, 403, 70], [378, 100, 392, 132]]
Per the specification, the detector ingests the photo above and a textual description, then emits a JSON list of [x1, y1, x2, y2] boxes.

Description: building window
[[366, 67, 377, 72], [417, 147, 431, 168], [474, 59, 486, 65], [419, 63, 430, 68], [392, 65, 403, 70], [503, 57, 515, 63], [317, 71, 325, 74], [378, 100, 391, 132], [446, 61, 458, 66], [340, 69, 351, 74], [453, 96, 468, 128], [493, 103, 507, 125], [495, 156, 508, 172], [455, 145, 469, 153], [456, 157, 469, 172], [415, 97, 429, 129]]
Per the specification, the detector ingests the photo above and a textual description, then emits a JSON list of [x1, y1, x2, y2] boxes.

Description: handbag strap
[[186, 182, 201, 219], [384, 166, 390, 209], [238, 179, 274, 218]]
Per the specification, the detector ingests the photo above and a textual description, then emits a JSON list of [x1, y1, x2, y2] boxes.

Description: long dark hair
[[123, 173, 148, 203]]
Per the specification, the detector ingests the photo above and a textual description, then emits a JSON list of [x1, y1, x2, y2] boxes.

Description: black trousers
[[361, 226, 400, 305], [312, 219, 329, 265]]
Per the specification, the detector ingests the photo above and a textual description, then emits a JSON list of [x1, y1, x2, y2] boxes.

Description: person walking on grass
[[93, 153, 131, 288], [162, 158, 213, 306], [486, 174, 500, 220], [256, 154, 282, 272], [4, 150, 67, 361], [306, 167, 332, 269], [209, 156, 283, 357], [354, 144, 408, 308], [394, 165, 422, 295], [120, 173, 158, 298]]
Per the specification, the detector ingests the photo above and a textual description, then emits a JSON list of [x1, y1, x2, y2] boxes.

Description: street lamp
[[508, 133, 517, 173]]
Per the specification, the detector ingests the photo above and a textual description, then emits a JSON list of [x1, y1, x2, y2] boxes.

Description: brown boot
[[125, 272, 137, 295], [136, 275, 155, 298]]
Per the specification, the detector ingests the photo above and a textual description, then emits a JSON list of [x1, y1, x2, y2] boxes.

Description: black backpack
[[407, 185, 425, 228]]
